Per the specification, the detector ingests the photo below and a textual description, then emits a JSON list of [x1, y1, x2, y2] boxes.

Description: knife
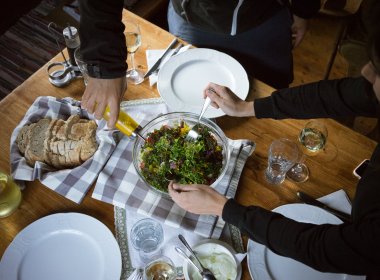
[[152, 43, 184, 75], [143, 38, 178, 79], [297, 191, 352, 223]]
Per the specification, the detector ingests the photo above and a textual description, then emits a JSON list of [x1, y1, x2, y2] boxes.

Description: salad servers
[[175, 246, 209, 280], [127, 268, 143, 280], [185, 96, 212, 141], [178, 234, 217, 280]]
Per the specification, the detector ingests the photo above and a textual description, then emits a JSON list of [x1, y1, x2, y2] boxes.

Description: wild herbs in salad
[[139, 121, 224, 192]]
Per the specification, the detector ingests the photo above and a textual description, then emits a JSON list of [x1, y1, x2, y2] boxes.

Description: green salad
[[139, 122, 224, 192]]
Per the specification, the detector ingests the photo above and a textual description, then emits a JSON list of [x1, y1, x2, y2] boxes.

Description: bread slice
[[16, 124, 34, 154], [17, 115, 98, 169], [24, 118, 51, 166]]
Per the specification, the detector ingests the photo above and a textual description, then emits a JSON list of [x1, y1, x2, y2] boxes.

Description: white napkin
[[318, 189, 352, 214], [125, 210, 246, 269], [146, 45, 192, 86]]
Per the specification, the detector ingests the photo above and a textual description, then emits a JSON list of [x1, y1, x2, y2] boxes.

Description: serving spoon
[[178, 234, 217, 280], [175, 246, 216, 280]]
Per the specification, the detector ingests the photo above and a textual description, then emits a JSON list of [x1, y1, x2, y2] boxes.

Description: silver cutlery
[[153, 43, 184, 75], [127, 268, 143, 280], [297, 191, 352, 223], [178, 234, 217, 280], [144, 38, 178, 79], [185, 96, 212, 141], [175, 247, 205, 278]]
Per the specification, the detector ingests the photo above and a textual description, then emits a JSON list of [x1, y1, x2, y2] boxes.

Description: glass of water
[[131, 218, 164, 263], [265, 138, 300, 185]]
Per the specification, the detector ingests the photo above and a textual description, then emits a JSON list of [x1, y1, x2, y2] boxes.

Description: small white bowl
[[182, 239, 242, 280]]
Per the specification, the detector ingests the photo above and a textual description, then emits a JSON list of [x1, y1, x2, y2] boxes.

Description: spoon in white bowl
[[178, 234, 217, 280], [175, 247, 216, 280]]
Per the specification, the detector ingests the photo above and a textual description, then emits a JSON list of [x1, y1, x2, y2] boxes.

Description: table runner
[[10, 96, 116, 203], [114, 206, 246, 280], [93, 101, 255, 239]]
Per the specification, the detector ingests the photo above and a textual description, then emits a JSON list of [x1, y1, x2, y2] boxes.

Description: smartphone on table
[[353, 159, 370, 179]]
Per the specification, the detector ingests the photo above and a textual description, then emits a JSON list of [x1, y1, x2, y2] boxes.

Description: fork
[[127, 268, 143, 280], [185, 96, 212, 141]]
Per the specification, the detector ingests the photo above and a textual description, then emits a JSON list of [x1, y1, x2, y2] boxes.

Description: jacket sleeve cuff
[[222, 199, 247, 226], [86, 62, 127, 79], [254, 96, 276, 119]]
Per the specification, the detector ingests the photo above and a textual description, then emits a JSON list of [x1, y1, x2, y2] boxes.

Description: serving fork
[[185, 95, 212, 141]]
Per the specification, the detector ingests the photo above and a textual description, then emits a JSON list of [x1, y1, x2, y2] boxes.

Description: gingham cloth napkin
[[10, 96, 116, 203], [92, 101, 255, 238]]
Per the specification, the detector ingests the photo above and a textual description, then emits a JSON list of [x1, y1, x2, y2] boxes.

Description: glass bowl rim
[[132, 112, 230, 199]]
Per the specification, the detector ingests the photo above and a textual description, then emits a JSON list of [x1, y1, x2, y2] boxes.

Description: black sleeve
[[254, 77, 380, 119], [222, 144, 380, 275], [290, 0, 320, 18], [79, 0, 127, 79]]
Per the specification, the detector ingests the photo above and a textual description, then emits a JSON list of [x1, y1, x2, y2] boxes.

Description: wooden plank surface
[[0, 9, 377, 280]]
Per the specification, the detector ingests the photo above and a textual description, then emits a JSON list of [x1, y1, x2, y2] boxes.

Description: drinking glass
[[131, 218, 164, 263], [144, 255, 177, 280], [74, 48, 89, 86], [124, 20, 144, 85], [265, 138, 300, 185], [287, 120, 328, 183], [0, 171, 22, 218]]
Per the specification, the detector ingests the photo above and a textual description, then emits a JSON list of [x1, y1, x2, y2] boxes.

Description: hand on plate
[[168, 181, 228, 216], [81, 77, 127, 129], [204, 82, 255, 117]]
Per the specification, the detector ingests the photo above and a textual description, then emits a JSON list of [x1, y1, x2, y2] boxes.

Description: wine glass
[[287, 120, 328, 183], [124, 20, 144, 85]]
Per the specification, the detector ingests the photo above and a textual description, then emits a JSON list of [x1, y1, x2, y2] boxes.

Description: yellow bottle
[[103, 106, 140, 137]]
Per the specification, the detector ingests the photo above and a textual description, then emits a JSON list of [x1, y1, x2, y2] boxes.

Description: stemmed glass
[[287, 120, 328, 183], [124, 20, 144, 85]]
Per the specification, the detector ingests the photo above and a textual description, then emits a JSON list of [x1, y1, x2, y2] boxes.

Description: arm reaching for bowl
[[204, 82, 255, 117], [168, 181, 227, 216]]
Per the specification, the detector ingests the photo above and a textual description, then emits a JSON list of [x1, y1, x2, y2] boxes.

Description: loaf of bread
[[16, 115, 98, 169]]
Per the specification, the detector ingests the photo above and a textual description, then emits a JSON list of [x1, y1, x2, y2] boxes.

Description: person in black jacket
[[168, 0, 320, 89], [77, 0, 320, 129], [168, 11, 380, 279]]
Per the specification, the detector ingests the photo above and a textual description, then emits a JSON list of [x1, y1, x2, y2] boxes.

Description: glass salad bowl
[[132, 112, 230, 199]]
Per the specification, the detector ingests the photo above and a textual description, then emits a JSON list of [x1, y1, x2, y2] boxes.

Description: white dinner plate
[[247, 204, 365, 280], [0, 213, 122, 280], [183, 239, 242, 280], [157, 48, 249, 118]]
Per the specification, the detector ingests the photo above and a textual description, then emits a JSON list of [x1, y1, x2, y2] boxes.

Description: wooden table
[[0, 9, 377, 279]]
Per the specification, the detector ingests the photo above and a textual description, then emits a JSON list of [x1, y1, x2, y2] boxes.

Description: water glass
[[144, 255, 176, 280], [265, 138, 300, 185], [74, 48, 89, 86], [131, 218, 164, 263], [0, 172, 22, 218]]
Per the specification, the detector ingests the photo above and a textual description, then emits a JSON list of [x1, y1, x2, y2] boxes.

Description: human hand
[[204, 82, 255, 117], [81, 76, 127, 128], [291, 15, 308, 48], [168, 182, 227, 216]]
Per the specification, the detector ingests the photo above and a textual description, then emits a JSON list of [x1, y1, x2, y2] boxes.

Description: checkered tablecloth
[[10, 96, 116, 203], [92, 101, 255, 239]]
